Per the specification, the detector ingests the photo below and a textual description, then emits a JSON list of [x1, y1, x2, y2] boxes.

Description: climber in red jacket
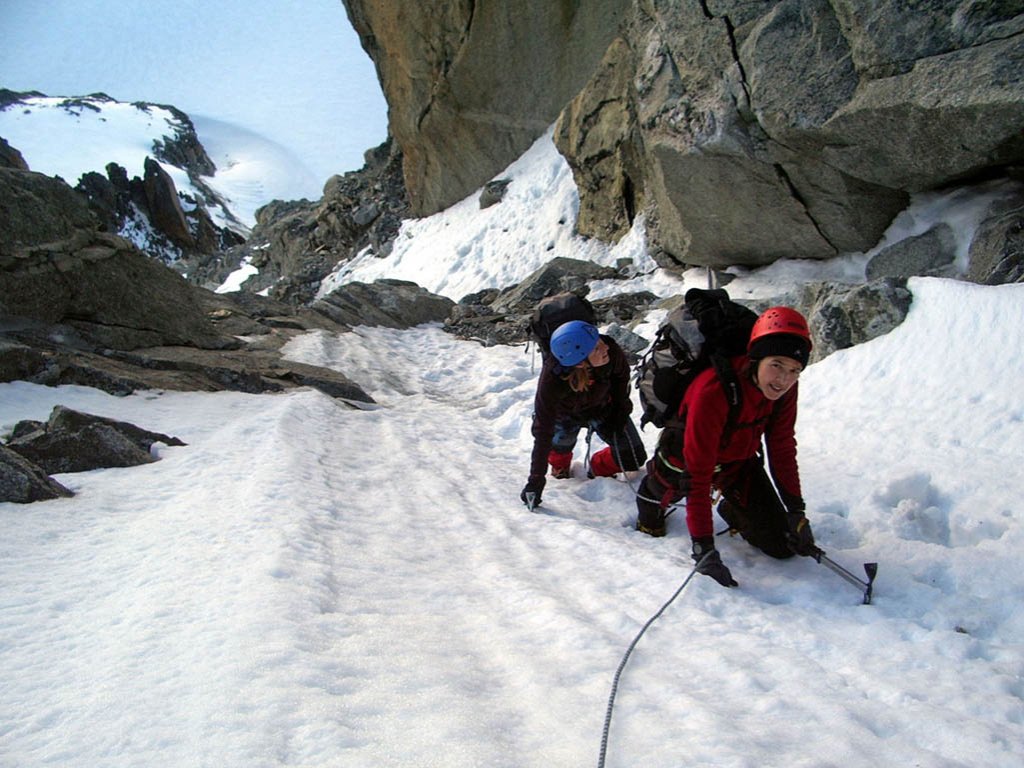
[[635, 307, 817, 587]]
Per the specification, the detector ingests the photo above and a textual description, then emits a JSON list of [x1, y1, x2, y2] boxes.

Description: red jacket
[[667, 355, 801, 538]]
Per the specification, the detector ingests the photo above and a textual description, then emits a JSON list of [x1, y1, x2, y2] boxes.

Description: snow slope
[[2, 276, 1022, 767]]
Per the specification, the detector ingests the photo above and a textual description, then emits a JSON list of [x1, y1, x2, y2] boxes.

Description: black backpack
[[634, 288, 758, 436], [528, 292, 598, 360]]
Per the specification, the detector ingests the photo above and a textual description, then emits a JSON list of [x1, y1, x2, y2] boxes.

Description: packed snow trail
[[2, 279, 1023, 767]]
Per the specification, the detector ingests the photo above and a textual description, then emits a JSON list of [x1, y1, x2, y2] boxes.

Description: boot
[[587, 447, 621, 479], [635, 497, 667, 538], [548, 450, 572, 479]]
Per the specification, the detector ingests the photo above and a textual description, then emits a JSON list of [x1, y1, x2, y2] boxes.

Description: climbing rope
[[596, 552, 708, 768], [608, 428, 678, 511]]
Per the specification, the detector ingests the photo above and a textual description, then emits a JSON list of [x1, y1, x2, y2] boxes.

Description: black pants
[[637, 453, 794, 559], [550, 416, 647, 472]]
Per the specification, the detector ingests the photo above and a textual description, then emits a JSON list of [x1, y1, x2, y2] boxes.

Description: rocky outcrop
[[206, 138, 409, 305], [6, 406, 185, 475], [343, 0, 633, 216], [1, 166, 97, 255], [800, 278, 914, 362], [348, 0, 1024, 271], [444, 257, 655, 349], [0, 136, 28, 170], [2, 91, 245, 267], [866, 225, 958, 281], [1, 407, 192, 503], [0, 165, 376, 403], [313, 279, 455, 329]]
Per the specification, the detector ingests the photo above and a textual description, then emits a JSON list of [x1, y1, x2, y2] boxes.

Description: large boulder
[[800, 278, 914, 362], [343, 0, 633, 215], [6, 406, 185, 475], [312, 279, 456, 328], [0, 136, 28, 170], [0, 231, 238, 351], [0, 166, 97, 256], [866, 224, 958, 281]]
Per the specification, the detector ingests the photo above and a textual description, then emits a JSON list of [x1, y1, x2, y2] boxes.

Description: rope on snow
[[596, 552, 709, 768]]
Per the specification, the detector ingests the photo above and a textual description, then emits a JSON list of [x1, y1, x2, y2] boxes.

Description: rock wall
[[347, 0, 1024, 270], [342, 0, 633, 216]]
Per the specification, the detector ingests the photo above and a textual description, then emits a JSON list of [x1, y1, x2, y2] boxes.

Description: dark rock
[[800, 278, 914, 362], [967, 189, 1024, 285], [479, 179, 512, 209], [142, 156, 193, 248], [221, 137, 409, 306], [443, 260, 655, 349], [866, 224, 958, 280], [0, 137, 28, 170], [312, 279, 455, 329], [0, 167, 97, 258], [602, 322, 650, 362], [491, 257, 619, 314], [0, 444, 73, 503], [7, 406, 183, 474]]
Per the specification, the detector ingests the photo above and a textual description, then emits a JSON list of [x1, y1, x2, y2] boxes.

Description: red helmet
[[748, 307, 812, 351]]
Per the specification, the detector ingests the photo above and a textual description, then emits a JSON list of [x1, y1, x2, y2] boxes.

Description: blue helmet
[[550, 320, 600, 366]]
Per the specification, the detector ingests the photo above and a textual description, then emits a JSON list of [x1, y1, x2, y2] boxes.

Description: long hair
[[564, 363, 594, 393]]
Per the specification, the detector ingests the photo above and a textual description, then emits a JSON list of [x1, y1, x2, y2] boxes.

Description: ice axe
[[810, 546, 877, 604]]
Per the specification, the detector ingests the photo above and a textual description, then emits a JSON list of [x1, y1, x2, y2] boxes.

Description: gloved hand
[[785, 512, 816, 556], [520, 476, 545, 510], [691, 537, 738, 588]]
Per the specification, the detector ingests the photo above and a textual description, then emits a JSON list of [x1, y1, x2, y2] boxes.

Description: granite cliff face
[[343, 0, 633, 216], [344, 0, 1024, 270]]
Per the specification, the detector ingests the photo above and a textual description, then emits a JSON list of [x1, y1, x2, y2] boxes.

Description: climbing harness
[[596, 551, 710, 768]]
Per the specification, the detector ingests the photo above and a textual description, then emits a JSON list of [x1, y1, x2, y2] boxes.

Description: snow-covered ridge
[[0, 92, 313, 230]]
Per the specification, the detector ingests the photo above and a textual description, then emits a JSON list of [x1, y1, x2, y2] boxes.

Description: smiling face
[[754, 355, 803, 400]]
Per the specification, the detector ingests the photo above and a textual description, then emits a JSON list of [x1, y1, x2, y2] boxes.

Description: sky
[[3, 5, 1024, 765], [0, 0, 389, 212], [2, 123, 1024, 766]]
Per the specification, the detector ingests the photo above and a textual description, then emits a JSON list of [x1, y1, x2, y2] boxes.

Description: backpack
[[634, 288, 758, 436], [528, 292, 597, 360]]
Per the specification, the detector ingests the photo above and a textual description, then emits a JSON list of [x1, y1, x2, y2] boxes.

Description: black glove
[[691, 537, 738, 588], [785, 512, 816, 556], [520, 476, 545, 510]]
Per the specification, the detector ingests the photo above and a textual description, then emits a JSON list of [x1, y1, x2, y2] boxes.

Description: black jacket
[[528, 335, 632, 480]]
